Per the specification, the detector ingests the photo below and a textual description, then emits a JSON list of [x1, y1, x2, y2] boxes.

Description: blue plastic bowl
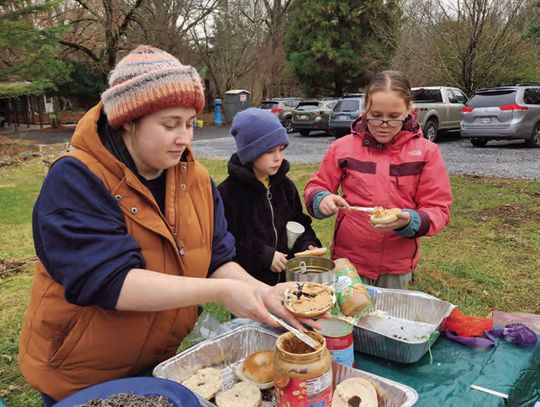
[[52, 377, 200, 406]]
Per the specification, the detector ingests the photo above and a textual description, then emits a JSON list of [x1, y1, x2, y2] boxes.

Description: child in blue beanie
[[218, 108, 322, 285]]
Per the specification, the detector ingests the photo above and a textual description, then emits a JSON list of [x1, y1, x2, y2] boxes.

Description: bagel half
[[215, 382, 261, 407], [294, 247, 327, 258], [284, 282, 335, 318], [182, 367, 223, 400], [369, 206, 401, 224], [235, 350, 275, 390], [331, 377, 378, 407]]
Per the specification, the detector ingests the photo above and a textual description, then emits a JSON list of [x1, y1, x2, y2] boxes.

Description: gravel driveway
[[192, 132, 540, 180], [3, 126, 539, 179]]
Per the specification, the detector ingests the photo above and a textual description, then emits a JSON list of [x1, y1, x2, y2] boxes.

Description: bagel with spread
[[294, 247, 327, 258], [331, 377, 378, 407], [235, 350, 274, 390], [369, 206, 401, 224], [182, 367, 223, 400], [215, 381, 261, 407], [284, 282, 335, 318]]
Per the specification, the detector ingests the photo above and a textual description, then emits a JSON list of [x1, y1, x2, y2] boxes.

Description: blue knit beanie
[[231, 108, 289, 165]]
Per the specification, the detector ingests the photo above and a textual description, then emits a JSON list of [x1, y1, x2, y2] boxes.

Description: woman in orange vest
[[18, 45, 317, 406]]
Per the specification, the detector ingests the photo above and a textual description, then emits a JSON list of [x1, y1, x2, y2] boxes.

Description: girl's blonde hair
[[364, 70, 412, 112]]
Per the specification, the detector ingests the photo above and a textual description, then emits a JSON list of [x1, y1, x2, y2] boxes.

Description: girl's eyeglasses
[[366, 118, 405, 128]]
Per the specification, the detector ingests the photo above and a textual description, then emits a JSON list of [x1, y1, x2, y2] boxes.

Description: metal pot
[[285, 257, 336, 284]]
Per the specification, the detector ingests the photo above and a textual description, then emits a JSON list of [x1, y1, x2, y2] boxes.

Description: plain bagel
[[369, 206, 401, 224], [294, 247, 327, 257], [215, 382, 261, 407], [236, 350, 274, 390], [331, 377, 378, 407], [181, 367, 223, 400]]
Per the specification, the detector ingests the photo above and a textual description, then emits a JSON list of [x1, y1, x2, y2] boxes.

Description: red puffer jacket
[[304, 116, 452, 280]]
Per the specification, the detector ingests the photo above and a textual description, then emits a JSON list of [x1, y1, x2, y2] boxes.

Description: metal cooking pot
[[285, 257, 336, 284]]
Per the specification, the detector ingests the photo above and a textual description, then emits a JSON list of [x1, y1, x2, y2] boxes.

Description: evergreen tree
[[284, 0, 400, 96], [0, 0, 71, 97]]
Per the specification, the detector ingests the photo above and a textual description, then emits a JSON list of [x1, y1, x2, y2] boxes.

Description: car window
[[334, 99, 361, 112], [467, 91, 517, 107], [452, 89, 468, 104], [523, 89, 540, 105], [296, 102, 319, 111], [297, 105, 319, 111], [447, 89, 458, 103], [260, 101, 277, 109], [323, 101, 337, 109], [412, 89, 443, 103]]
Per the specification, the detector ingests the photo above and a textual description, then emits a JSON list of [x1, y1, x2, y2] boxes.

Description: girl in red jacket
[[304, 71, 453, 289]]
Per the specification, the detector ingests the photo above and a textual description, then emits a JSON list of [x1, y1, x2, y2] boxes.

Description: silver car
[[460, 84, 540, 147], [260, 98, 302, 133]]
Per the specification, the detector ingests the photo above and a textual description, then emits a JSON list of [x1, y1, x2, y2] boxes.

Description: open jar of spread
[[274, 331, 333, 406]]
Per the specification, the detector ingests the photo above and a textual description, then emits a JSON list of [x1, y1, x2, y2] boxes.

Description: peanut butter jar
[[333, 258, 372, 317], [274, 331, 333, 406]]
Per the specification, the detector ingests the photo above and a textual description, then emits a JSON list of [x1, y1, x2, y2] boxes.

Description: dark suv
[[328, 94, 365, 138], [460, 84, 540, 147], [260, 98, 302, 133]]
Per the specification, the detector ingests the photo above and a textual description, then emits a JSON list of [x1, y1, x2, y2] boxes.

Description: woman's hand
[[319, 194, 349, 216], [217, 279, 272, 322], [371, 210, 411, 232], [271, 251, 288, 273], [257, 283, 325, 332]]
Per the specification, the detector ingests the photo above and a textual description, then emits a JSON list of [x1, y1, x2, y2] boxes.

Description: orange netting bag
[[442, 308, 494, 337]]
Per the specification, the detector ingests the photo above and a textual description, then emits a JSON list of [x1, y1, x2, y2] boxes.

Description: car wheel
[[283, 118, 293, 133], [470, 138, 488, 147], [424, 119, 439, 142], [525, 123, 540, 148], [299, 130, 310, 137]]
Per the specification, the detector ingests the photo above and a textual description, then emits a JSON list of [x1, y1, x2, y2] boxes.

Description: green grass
[[1, 158, 539, 405]]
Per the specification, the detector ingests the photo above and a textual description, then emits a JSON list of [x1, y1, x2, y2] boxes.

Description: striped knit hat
[[102, 45, 205, 128]]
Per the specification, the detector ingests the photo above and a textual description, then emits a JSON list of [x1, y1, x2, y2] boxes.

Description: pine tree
[[284, 0, 400, 96]]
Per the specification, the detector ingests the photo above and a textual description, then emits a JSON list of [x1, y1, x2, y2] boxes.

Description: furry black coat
[[218, 154, 321, 285]]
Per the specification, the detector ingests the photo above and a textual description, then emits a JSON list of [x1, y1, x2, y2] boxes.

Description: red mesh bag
[[443, 309, 494, 337]]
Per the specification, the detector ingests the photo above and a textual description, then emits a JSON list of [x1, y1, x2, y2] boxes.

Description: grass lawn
[[1, 157, 539, 406]]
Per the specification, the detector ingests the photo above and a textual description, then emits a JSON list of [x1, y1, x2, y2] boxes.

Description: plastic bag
[[491, 323, 538, 348]]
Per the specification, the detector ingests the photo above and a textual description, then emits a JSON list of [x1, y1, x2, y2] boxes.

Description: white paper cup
[[286, 221, 305, 250]]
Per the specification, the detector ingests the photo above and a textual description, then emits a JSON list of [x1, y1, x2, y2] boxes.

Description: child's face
[[252, 144, 286, 179], [365, 90, 410, 144], [122, 106, 196, 179]]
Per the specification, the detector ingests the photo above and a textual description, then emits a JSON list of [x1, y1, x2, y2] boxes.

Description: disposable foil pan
[[354, 286, 455, 364], [153, 324, 418, 406]]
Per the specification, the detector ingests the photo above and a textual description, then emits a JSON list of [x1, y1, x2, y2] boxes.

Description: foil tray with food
[[153, 324, 418, 406], [354, 286, 455, 364]]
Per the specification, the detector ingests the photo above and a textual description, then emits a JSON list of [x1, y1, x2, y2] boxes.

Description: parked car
[[328, 94, 365, 138], [291, 99, 338, 136], [460, 84, 540, 147], [412, 86, 468, 142], [260, 97, 302, 133]]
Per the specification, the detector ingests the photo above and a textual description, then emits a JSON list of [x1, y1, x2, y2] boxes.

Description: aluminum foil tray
[[354, 286, 455, 364], [153, 324, 418, 406]]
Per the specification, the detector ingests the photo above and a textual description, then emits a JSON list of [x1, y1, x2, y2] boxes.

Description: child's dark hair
[[364, 71, 412, 111]]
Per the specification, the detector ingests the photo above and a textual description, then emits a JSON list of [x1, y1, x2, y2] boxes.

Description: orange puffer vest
[[18, 103, 214, 401]]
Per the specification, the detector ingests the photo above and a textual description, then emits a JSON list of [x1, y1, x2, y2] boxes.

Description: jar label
[[275, 369, 333, 406], [324, 333, 354, 367]]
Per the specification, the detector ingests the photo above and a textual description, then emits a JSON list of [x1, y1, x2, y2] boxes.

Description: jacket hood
[[70, 102, 196, 179], [351, 113, 422, 149], [227, 152, 290, 190]]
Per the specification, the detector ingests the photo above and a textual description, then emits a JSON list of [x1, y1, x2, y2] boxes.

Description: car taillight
[[461, 106, 474, 113], [271, 107, 283, 113], [499, 103, 528, 111]]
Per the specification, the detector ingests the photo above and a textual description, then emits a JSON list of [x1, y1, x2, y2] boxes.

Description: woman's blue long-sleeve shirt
[[32, 157, 236, 310]]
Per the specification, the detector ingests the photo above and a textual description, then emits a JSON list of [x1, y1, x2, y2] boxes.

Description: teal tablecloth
[[354, 335, 540, 407]]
